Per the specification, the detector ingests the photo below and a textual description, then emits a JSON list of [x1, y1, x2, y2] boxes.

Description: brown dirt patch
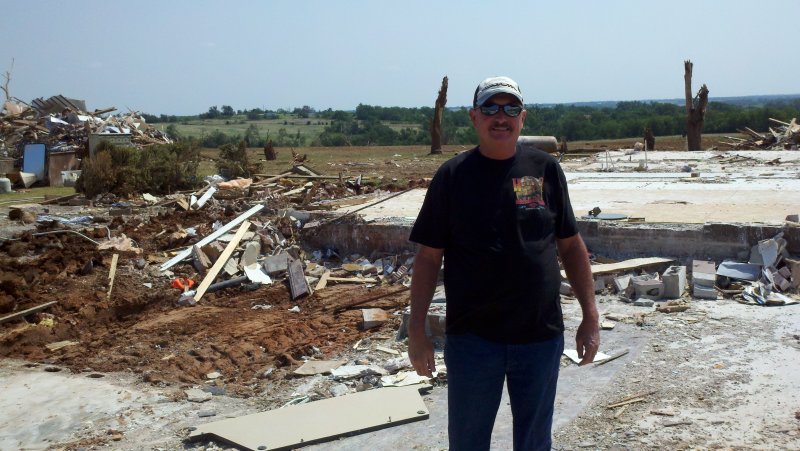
[[0, 207, 407, 397]]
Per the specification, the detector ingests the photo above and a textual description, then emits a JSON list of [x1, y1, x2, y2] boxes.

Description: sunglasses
[[478, 103, 524, 117]]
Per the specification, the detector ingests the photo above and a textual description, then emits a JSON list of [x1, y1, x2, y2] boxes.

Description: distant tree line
[[142, 98, 800, 147]]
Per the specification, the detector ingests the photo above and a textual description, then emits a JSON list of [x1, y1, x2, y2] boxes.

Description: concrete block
[[613, 274, 632, 294], [262, 252, 290, 275], [361, 308, 389, 330], [662, 266, 687, 299], [633, 278, 664, 300], [773, 273, 791, 291], [693, 285, 718, 300], [692, 260, 716, 276], [786, 258, 800, 289], [593, 277, 606, 293], [633, 299, 655, 307], [692, 272, 716, 288], [398, 309, 446, 340]]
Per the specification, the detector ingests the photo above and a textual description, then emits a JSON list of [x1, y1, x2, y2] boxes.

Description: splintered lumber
[[160, 204, 264, 271], [107, 254, 119, 298], [560, 257, 673, 279], [253, 171, 294, 185], [769, 117, 791, 127], [314, 271, 331, 290], [0, 301, 58, 325], [333, 286, 411, 313], [327, 276, 379, 284], [740, 127, 766, 140], [606, 397, 646, 409], [40, 193, 79, 205], [606, 390, 658, 409], [194, 221, 251, 302]]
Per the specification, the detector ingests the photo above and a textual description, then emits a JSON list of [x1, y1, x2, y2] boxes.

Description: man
[[408, 76, 599, 450]]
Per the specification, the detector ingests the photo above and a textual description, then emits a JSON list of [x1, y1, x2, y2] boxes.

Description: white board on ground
[[189, 385, 429, 450]]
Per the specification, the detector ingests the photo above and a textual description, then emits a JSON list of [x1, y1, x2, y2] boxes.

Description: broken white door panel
[[189, 385, 429, 451], [193, 186, 217, 210]]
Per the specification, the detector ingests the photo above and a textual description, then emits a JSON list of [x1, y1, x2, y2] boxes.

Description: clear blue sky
[[1, 0, 797, 115]]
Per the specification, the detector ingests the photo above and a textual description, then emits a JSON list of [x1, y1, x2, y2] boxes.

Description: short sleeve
[[409, 167, 450, 249], [550, 162, 578, 239]]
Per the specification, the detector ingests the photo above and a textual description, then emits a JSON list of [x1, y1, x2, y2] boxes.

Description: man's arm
[[556, 233, 600, 365], [408, 244, 444, 377]]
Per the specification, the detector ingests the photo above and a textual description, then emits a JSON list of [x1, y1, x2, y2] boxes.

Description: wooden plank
[[255, 174, 344, 180], [40, 193, 79, 205], [333, 286, 410, 313], [107, 254, 119, 299], [159, 204, 263, 271], [251, 171, 294, 186], [188, 385, 429, 450], [314, 271, 331, 290], [0, 301, 58, 325], [327, 276, 378, 283], [560, 257, 673, 279], [194, 221, 251, 302]]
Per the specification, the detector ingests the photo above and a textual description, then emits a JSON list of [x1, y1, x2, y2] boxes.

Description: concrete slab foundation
[[304, 151, 800, 262]]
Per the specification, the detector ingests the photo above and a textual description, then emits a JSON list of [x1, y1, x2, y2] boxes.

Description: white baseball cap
[[473, 76, 523, 107]]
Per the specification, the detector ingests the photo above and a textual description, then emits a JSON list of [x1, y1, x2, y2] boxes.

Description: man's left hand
[[576, 318, 600, 365]]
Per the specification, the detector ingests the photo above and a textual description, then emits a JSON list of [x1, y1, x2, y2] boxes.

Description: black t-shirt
[[409, 146, 578, 344]]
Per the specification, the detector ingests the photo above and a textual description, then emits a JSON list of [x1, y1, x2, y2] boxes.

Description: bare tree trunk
[[644, 127, 655, 151], [263, 140, 276, 161], [559, 136, 568, 154], [684, 60, 709, 151], [430, 76, 448, 155]]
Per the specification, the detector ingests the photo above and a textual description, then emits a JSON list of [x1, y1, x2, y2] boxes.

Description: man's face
[[469, 93, 526, 147]]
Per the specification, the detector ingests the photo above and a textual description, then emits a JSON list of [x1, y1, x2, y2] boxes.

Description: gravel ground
[[553, 294, 800, 450]]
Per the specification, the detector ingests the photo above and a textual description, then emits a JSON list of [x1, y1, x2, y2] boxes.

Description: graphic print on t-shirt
[[512, 176, 545, 210]]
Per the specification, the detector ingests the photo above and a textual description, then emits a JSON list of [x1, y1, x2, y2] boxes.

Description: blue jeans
[[444, 333, 564, 451]]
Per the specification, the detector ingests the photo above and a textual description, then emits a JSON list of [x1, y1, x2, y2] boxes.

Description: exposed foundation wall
[[579, 222, 799, 264], [303, 221, 417, 257], [303, 219, 800, 264]]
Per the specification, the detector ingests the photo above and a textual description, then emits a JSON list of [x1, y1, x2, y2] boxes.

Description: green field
[[151, 114, 426, 146], [159, 116, 326, 140], [0, 186, 76, 204]]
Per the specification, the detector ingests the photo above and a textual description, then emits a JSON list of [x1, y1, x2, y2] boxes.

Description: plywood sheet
[[561, 257, 673, 279], [293, 359, 346, 375], [189, 385, 429, 450]]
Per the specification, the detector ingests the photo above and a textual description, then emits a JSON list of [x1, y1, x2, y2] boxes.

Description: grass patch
[[0, 186, 76, 205]]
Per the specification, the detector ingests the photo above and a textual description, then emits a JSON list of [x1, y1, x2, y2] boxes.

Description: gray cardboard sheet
[[189, 385, 429, 450]]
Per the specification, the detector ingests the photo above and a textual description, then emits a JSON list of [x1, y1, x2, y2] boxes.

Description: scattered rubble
[[1, 95, 171, 156], [0, 143, 798, 448], [723, 117, 800, 150]]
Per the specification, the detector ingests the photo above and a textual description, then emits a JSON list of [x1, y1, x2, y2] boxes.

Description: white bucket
[[0, 177, 11, 193]]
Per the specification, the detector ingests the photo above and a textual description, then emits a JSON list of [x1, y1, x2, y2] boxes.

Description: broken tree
[[684, 60, 709, 151], [429, 75, 448, 155]]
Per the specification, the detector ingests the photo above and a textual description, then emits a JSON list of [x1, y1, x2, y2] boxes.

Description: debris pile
[[562, 241, 799, 309], [1, 96, 171, 156], [0, 167, 425, 406], [723, 117, 800, 150]]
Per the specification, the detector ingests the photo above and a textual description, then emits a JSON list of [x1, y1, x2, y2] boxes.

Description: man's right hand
[[408, 331, 436, 377]]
